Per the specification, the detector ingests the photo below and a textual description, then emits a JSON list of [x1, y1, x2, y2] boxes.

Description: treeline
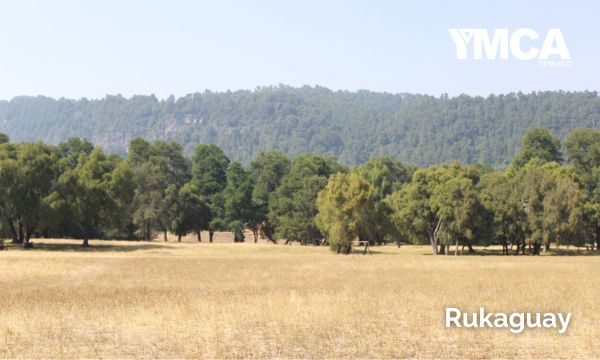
[[1, 87, 599, 166], [0, 127, 598, 255]]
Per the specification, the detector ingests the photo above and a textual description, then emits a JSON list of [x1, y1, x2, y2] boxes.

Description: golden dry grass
[[1, 238, 599, 359]]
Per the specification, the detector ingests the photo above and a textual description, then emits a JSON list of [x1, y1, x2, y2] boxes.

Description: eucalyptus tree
[[480, 172, 528, 254], [565, 128, 600, 249], [316, 172, 376, 253], [356, 157, 412, 244], [511, 128, 563, 169], [386, 162, 483, 255], [56, 148, 134, 247]]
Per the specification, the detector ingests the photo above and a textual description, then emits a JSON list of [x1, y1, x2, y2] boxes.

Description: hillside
[[0, 86, 598, 166]]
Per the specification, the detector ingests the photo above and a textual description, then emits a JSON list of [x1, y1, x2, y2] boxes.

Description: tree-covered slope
[[0, 86, 598, 166]]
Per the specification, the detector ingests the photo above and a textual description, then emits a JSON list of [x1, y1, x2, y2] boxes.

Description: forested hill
[[0, 86, 598, 166]]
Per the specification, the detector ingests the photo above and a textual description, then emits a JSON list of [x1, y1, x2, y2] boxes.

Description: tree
[[128, 137, 153, 167], [316, 173, 376, 253], [480, 172, 528, 254], [192, 144, 230, 242], [0, 156, 23, 244], [565, 128, 600, 249], [433, 175, 492, 255], [58, 137, 94, 168], [511, 128, 563, 169], [565, 128, 600, 175], [4, 90, 600, 168], [6, 143, 61, 247], [543, 176, 587, 248], [357, 157, 412, 244], [105, 161, 136, 239], [129, 139, 190, 241], [221, 162, 256, 242], [56, 148, 132, 247], [131, 158, 172, 241], [170, 182, 211, 242], [386, 162, 481, 255], [269, 154, 345, 244], [249, 151, 290, 243], [511, 160, 585, 254]]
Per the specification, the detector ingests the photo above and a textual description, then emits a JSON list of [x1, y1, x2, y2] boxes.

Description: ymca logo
[[448, 28, 572, 67]]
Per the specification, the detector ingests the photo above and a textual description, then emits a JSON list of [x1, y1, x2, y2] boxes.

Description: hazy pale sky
[[0, 0, 597, 99]]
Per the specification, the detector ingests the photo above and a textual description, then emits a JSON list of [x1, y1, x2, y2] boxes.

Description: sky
[[0, 0, 597, 99]]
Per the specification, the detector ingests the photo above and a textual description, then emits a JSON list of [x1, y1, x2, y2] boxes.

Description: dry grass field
[[1, 235, 599, 359]]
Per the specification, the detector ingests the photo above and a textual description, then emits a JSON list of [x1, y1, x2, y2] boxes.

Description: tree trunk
[[18, 221, 24, 245], [24, 224, 35, 247], [143, 222, 150, 241], [455, 238, 459, 256], [467, 243, 475, 253], [430, 237, 438, 255], [595, 218, 600, 251], [430, 219, 443, 255], [163, 231, 168, 242], [253, 229, 259, 243], [260, 224, 277, 244], [178, 234, 182, 242], [445, 241, 450, 256], [6, 216, 18, 244], [209, 230, 214, 243], [532, 242, 541, 255], [196, 229, 201, 242], [82, 238, 89, 248], [21, 223, 31, 249]]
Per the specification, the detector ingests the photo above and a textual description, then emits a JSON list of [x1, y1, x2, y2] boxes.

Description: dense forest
[[0, 86, 598, 166], [0, 127, 598, 255]]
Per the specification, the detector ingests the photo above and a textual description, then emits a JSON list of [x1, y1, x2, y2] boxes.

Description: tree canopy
[[1, 88, 599, 167], [0, 127, 597, 255]]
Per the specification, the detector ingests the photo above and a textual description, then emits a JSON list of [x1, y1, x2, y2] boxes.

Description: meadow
[[1, 236, 599, 359]]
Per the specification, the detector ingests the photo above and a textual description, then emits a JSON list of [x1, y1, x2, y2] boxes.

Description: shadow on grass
[[2, 241, 169, 252], [452, 247, 600, 257]]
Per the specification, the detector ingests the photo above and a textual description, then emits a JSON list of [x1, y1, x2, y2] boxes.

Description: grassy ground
[[0, 237, 599, 359]]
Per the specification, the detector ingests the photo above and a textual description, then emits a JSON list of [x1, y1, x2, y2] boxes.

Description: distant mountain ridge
[[0, 86, 598, 166]]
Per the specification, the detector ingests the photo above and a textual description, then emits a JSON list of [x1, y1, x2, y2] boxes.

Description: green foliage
[[510, 160, 588, 252], [480, 172, 527, 253], [129, 139, 190, 240], [56, 148, 131, 246], [58, 137, 94, 168], [170, 182, 210, 241], [0, 125, 596, 254], [269, 154, 345, 244], [511, 128, 563, 169], [316, 173, 376, 253], [249, 151, 290, 241], [386, 162, 485, 254], [2, 89, 599, 167], [221, 161, 256, 242], [192, 144, 229, 198], [191, 144, 230, 241], [356, 157, 412, 244], [565, 128, 600, 174]]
